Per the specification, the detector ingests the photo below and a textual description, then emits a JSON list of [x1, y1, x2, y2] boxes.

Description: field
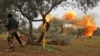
[[0, 34, 100, 56]]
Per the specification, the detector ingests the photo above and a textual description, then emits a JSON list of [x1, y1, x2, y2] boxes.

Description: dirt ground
[[0, 36, 100, 56]]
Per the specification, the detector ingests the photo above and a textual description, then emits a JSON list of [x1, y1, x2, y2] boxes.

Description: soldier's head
[[7, 14, 12, 18]]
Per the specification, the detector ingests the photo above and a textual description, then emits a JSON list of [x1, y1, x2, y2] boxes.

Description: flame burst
[[63, 10, 97, 37], [72, 15, 97, 37], [64, 11, 76, 21], [82, 15, 97, 37]]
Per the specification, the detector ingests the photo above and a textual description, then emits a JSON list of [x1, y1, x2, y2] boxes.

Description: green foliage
[[0, 25, 7, 34], [74, 0, 100, 13], [0, 0, 100, 18], [48, 18, 64, 33]]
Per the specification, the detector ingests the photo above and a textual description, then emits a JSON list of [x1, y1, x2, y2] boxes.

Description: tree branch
[[40, 1, 43, 15], [16, 4, 30, 20], [32, 19, 43, 22], [45, 0, 64, 16], [29, 7, 37, 13]]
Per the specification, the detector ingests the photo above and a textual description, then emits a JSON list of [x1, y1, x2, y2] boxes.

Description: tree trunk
[[36, 16, 50, 44], [27, 20, 34, 44], [37, 32, 45, 43]]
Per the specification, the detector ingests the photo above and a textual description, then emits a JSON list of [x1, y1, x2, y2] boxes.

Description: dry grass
[[0, 34, 100, 56]]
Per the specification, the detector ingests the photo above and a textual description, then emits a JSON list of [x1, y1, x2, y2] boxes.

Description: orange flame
[[64, 11, 76, 21], [84, 26, 97, 37], [82, 15, 97, 37], [72, 15, 97, 37]]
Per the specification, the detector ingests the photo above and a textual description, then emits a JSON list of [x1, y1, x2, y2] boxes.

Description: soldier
[[76, 28, 83, 38], [5, 14, 23, 52]]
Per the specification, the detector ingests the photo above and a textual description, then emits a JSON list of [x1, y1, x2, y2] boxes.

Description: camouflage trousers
[[7, 30, 22, 48]]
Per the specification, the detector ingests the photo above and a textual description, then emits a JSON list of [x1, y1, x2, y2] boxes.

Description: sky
[[33, 3, 100, 29]]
